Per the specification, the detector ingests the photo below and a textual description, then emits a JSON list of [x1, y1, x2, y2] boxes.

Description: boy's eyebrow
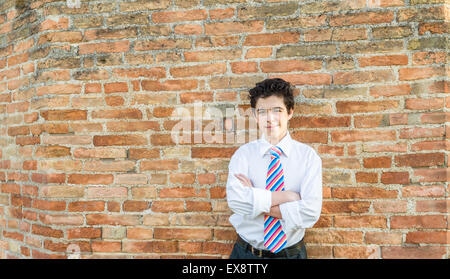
[[256, 106, 284, 110]]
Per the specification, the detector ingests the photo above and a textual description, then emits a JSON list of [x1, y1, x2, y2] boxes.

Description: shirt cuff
[[251, 187, 272, 218], [279, 200, 303, 233]]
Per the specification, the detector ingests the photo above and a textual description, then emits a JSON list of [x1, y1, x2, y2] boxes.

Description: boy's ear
[[287, 108, 294, 120]]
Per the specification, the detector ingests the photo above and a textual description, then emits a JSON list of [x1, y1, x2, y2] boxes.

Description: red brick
[[230, 62, 258, 74], [330, 11, 394, 26], [412, 51, 446, 65], [87, 187, 127, 199], [36, 84, 82, 96], [245, 47, 272, 58], [198, 173, 216, 185], [405, 97, 444, 110], [406, 231, 449, 244], [334, 246, 380, 259], [68, 201, 105, 212], [93, 135, 148, 146], [363, 156, 391, 168], [413, 168, 448, 183], [415, 200, 448, 213], [3, 231, 24, 242], [86, 214, 140, 226], [335, 216, 387, 228], [174, 24, 202, 35], [191, 147, 237, 158], [355, 172, 378, 183], [141, 79, 198, 91], [209, 8, 235, 20], [91, 108, 142, 119], [135, 38, 191, 51], [400, 127, 444, 139], [331, 130, 396, 142], [273, 73, 331, 85], [365, 232, 402, 245], [92, 241, 121, 252], [140, 160, 178, 171], [122, 241, 177, 253], [390, 215, 446, 229], [373, 201, 407, 213], [184, 49, 242, 62], [152, 9, 207, 23], [243, 32, 299, 46], [1, 183, 20, 194], [154, 228, 212, 240], [381, 172, 409, 184], [382, 246, 446, 259], [151, 201, 184, 213], [339, 69, 395, 85], [395, 153, 444, 167], [261, 59, 322, 73], [40, 110, 87, 121], [123, 200, 149, 212], [291, 130, 328, 143], [399, 67, 445, 81], [170, 63, 226, 78], [112, 67, 165, 79], [32, 224, 63, 238], [67, 228, 101, 239], [322, 201, 370, 214], [332, 186, 396, 199], [402, 185, 445, 198], [104, 82, 128, 93], [79, 41, 130, 54], [68, 174, 114, 185], [205, 21, 264, 35], [359, 55, 408, 67], [186, 201, 212, 212]]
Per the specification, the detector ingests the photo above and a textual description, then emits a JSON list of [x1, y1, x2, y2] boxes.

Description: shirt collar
[[259, 130, 293, 158]]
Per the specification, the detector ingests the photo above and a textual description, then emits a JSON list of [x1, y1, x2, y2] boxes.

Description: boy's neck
[[265, 130, 287, 146]]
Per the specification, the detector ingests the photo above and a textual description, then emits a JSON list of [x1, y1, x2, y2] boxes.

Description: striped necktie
[[264, 145, 287, 253]]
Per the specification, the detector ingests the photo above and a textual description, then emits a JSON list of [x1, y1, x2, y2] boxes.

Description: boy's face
[[253, 95, 293, 141]]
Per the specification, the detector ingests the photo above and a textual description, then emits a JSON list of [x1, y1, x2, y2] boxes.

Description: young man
[[226, 78, 322, 259]]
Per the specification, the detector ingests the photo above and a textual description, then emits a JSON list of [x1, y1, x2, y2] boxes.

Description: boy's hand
[[234, 173, 254, 187], [235, 173, 301, 201]]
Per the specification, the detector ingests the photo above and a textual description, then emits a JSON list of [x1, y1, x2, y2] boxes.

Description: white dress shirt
[[226, 130, 322, 250]]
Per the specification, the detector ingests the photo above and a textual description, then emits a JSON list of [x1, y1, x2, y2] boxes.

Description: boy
[[226, 78, 322, 259]]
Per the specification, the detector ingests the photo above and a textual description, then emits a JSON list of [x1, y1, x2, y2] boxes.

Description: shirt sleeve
[[226, 149, 272, 218], [279, 150, 322, 233]]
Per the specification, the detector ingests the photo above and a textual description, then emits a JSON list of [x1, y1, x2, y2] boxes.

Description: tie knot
[[270, 146, 282, 158]]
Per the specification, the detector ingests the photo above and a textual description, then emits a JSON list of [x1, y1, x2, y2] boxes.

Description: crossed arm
[[234, 173, 301, 219]]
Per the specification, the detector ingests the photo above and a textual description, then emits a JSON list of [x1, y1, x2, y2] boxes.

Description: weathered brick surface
[[0, 0, 447, 259]]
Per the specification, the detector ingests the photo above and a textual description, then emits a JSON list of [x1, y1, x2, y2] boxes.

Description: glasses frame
[[253, 106, 286, 117]]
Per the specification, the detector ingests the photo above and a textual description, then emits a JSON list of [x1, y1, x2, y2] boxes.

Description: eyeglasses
[[254, 107, 285, 117]]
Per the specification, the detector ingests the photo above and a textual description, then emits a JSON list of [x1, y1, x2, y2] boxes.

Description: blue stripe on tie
[[272, 240, 286, 253], [265, 221, 281, 237], [267, 169, 283, 191], [267, 230, 283, 250], [266, 163, 281, 185], [270, 175, 284, 191], [264, 216, 274, 227], [268, 157, 278, 174], [264, 145, 287, 253], [268, 157, 276, 170]]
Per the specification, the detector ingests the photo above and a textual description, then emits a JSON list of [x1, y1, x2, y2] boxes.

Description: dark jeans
[[229, 240, 307, 259]]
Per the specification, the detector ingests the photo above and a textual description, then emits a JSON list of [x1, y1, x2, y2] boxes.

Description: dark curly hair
[[248, 78, 294, 112]]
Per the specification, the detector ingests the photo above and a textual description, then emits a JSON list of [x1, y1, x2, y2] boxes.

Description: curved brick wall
[[0, 0, 448, 259]]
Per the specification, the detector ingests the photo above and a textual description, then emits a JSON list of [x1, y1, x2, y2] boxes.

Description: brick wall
[[0, 0, 448, 259]]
